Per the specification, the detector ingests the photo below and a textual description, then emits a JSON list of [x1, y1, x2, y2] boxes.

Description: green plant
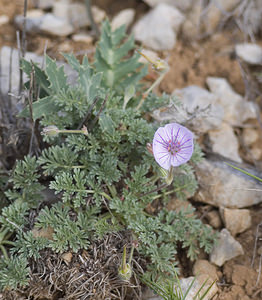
[[0, 21, 217, 295]]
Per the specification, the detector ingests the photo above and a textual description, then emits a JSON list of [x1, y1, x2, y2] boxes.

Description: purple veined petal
[[152, 123, 194, 170]]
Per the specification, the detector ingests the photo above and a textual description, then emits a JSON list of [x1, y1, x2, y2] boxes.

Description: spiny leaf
[[45, 55, 68, 93]]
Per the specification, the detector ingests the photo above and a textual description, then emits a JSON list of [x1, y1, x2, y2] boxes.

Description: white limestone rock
[[208, 122, 242, 163], [178, 275, 218, 299], [133, 4, 185, 51], [0, 15, 9, 26], [210, 229, 244, 266], [195, 158, 262, 208], [170, 85, 224, 133], [40, 13, 74, 36], [235, 43, 262, 65], [206, 77, 257, 125], [111, 9, 135, 30]]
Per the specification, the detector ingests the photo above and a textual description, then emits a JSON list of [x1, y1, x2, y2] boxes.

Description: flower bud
[[42, 125, 60, 136], [159, 166, 174, 185], [118, 245, 132, 281]]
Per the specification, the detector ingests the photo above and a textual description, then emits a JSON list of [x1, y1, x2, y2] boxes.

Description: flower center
[[167, 140, 180, 155]]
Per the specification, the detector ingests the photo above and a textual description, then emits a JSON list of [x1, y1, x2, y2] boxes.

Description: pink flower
[[153, 123, 194, 170]]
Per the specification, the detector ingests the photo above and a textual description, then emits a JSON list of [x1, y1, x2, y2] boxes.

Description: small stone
[[220, 207, 252, 236], [178, 275, 218, 299], [0, 15, 9, 26], [40, 13, 74, 36], [206, 77, 257, 125], [206, 210, 222, 229], [72, 33, 93, 43], [61, 252, 73, 265], [195, 158, 262, 208], [91, 6, 106, 24], [133, 4, 185, 51], [14, 9, 45, 33], [111, 8, 135, 30], [210, 229, 244, 267], [242, 128, 259, 146], [208, 122, 242, 162], [53, 1, 89, 28], [193, 259, 218, 281], [235, 43, 262, 65]]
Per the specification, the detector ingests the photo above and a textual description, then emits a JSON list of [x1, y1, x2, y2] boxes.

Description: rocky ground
[[1, 0, 262, 299]]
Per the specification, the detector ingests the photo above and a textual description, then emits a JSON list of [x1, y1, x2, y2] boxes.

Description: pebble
[[208, 122, 242, 162], [40, 13, 74, 36], [111, 8, 135, 30], [195, 158, 262, 208], [72, 33, 93, 43], [220, 207, 252, 236], [206, 77, 257, 126], [133, 3, 185, 51], [14, 9, 45, 33], [0, 15, 9, 26], [235, 43, 262, 65], [210, 228, 244, 266], [193, 259, 218, 281], [178, 275, 218, 299]]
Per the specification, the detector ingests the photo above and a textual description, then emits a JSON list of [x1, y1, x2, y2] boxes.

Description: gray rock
[[14, 9, 45, 33], [210, 228, 244, 266], [220, 207, 252, 236], [0, 46, 43, 97], [206, 77, 257, 125], [133, 4, 185, 51], [40, 13, 74, 36], [143, 0, 194, 12], [178, 275, 218, 299], [0, 46, 76, 98], [235, 43, 262, 65], [195, 157, 262, 208], [53, 2, 105, 29], [111, 8, 135, 30], [167, 85, 223, 133], [208, 122, 242, 163], [53, 1, 89, 28]]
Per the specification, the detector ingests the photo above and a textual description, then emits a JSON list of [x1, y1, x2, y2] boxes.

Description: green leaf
[[99, 113, 115, 135], [18, 96, 59, 120], [45, 55, 68, 93]]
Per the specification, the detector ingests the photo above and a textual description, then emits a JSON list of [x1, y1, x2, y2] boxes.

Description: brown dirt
[[1, 0, 262, 299], [160, 32, 245, 95]]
